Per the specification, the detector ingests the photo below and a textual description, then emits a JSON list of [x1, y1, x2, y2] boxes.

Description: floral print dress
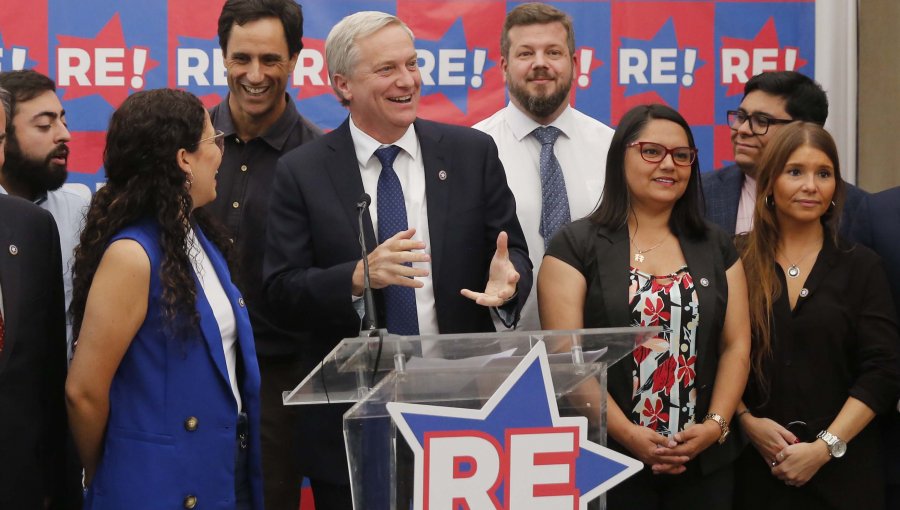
[[628, 265, 700, 436]]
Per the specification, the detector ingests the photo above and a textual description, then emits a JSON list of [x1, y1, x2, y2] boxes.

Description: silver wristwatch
[[816, 430, 847, 458]]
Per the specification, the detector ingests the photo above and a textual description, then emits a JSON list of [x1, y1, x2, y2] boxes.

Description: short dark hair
[[501, 2, 575, 59], [0, 70, 57, 117], [590, 104, 707, 239], [218, 0, 304, 57], [743, 71, 828, 126]]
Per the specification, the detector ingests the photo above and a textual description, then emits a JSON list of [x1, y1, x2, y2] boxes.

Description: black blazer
[[0, 195, 67, 508], [848, 187, 900, 488], [546, 218, 742, 475], [264, 117, 532, 483]]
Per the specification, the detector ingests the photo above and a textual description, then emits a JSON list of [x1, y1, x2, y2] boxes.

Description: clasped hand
[[622, 420, 721, 475], [743, 415, 828, 487]]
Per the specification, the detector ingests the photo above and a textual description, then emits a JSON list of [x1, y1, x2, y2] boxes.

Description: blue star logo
[[415, 18, 494, 115], [618, 18, 705, 109], [388, 342, 642, 509]]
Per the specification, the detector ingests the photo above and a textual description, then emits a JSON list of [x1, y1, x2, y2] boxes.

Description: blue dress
[[84, 219, 263, 510]]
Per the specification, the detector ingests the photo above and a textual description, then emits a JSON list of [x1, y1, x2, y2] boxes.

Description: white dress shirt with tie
[[349, 116, 440, 337], [474, 103, 614, 331]]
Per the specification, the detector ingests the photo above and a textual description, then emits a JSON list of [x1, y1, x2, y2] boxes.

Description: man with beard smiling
[[206, 1, 322, 509], [474, 2, 614, 331], [0, 70, 90, 361]]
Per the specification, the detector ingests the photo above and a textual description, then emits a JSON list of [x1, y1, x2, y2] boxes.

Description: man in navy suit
[[264, 11, 532, 510], [702, 71, 866, 236], [0, 87, 68, 509], [849, 188, 900, 510]]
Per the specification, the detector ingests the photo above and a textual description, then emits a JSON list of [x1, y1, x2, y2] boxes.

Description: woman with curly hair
[[65, 88, 262, 509], [733, 122, 900, 509]]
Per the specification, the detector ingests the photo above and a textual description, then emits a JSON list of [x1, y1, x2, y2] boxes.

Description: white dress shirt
[[474, 104, 614, 331], [349, 116, 439, 337], [735, 174, 757, 235], [188, 229, 241, 410]]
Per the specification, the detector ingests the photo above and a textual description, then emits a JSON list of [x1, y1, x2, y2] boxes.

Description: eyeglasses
[[196, 130, 226, 155], [726, 110, 793, 135], [628, 141, 697, 166]]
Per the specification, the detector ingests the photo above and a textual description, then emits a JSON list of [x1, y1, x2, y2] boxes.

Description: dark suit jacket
[[546, 218, 743, 476], [848, 187, 900, 490], [701, 164, 868, 237], [264, 117, 532, 483], [0, 195, 67, 508]]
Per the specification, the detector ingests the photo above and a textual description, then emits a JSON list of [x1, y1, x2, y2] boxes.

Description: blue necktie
[[533, 126, 571, 249], [375, 145, 420, 336]]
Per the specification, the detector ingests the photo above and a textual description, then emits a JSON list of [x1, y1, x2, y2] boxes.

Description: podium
[[284, 327, 658, 509]]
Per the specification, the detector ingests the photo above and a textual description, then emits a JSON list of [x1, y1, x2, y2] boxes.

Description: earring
[[764, 195, 774, 207], [186, 170, 194, 190]]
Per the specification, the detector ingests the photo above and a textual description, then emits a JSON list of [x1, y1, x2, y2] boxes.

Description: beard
[[507, 68, 573, 120], [2, 134, 68, 195]]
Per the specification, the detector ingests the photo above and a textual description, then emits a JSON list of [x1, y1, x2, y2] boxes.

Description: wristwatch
[[703, 413, 730, 444], [816, 430, 847, 458]]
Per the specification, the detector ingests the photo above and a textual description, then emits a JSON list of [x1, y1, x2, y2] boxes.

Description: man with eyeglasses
[[204, 1, 322, 508], [701, 70, 866, 236]]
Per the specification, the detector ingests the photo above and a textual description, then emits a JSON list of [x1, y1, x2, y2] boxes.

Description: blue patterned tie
[[532, 126, 571, 249], [375, 145, 420, 336]]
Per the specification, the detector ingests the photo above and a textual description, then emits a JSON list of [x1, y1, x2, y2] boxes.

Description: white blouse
[[188, 229, 241, 411]]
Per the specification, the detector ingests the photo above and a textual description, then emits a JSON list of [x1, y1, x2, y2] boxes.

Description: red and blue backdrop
[[0, 0, 817, 193]]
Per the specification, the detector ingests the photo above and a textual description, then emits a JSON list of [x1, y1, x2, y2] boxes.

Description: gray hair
[[0, 87, 9, 127], [325, 11, 414, 106]]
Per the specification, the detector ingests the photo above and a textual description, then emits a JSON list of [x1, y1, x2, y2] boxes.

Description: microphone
[[357, 193, 378, 332]]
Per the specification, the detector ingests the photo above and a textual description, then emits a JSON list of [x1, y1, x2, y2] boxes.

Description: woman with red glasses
[[539, 103, 751, 509]]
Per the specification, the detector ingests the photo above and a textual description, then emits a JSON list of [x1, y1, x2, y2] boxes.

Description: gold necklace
[[630, 234, 668, 263]]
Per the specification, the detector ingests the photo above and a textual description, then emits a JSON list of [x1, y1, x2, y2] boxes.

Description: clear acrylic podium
[[283, 327, 658, 509]]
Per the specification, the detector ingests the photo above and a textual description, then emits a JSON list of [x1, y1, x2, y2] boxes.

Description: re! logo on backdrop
[[3, 0, 813, 190], [388, 342, 642, 510]]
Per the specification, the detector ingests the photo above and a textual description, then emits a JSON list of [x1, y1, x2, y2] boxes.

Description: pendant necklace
[[631, 233, 668, 263], [780, 246, 819, 279]]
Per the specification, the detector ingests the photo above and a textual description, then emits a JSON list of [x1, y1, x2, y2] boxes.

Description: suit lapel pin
[[438, 170, 448, 181], [8, 244, 17, 256]]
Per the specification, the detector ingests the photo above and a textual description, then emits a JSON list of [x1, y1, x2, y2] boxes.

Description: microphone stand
[[356, 195, 388, 389]]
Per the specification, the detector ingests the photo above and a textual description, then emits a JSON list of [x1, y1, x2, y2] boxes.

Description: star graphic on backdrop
[[721, 17, 807, 97], [619, 18, 705, 110], [56, 13, 159, 108], [0, 33, 38, 72], [415, 18, 494, 116], [388, 342, 641, 510]]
